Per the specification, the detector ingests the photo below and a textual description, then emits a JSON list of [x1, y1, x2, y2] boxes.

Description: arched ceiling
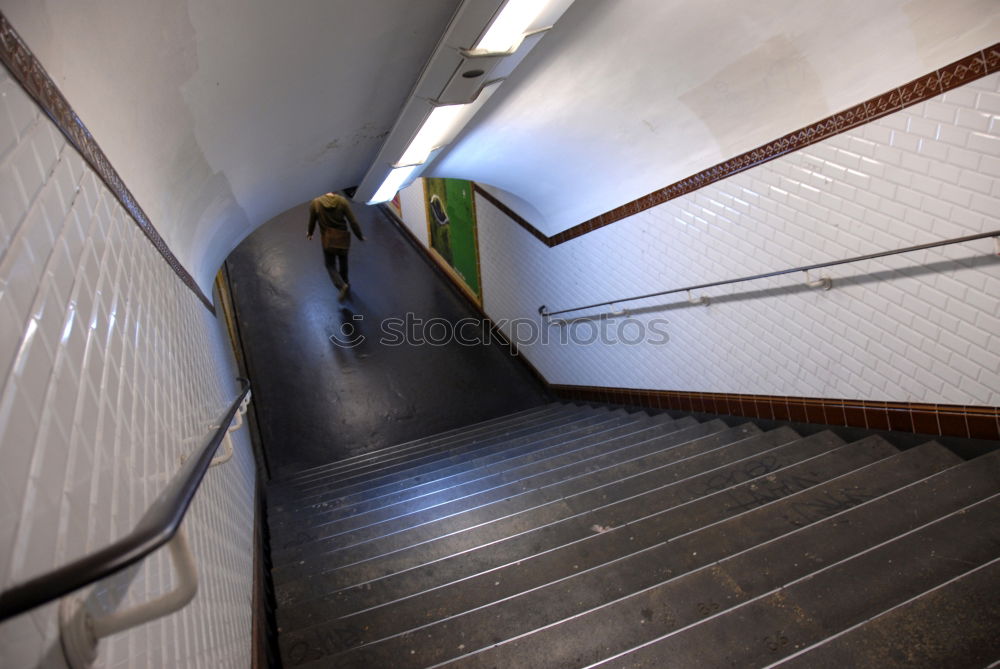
[[0, 0, 997, 293], [0, 0, 462, 292], [430, 0, 1000, 235]]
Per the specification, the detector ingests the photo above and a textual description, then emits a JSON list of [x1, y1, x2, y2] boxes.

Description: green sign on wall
[[423, 178, 482, 302]]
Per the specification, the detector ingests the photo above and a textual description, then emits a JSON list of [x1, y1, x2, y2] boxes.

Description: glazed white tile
[[0, 65, 254, 668], [400, 72, 1000, 407]]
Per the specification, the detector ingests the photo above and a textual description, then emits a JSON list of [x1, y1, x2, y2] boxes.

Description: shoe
[[338, 283, 350, 301]]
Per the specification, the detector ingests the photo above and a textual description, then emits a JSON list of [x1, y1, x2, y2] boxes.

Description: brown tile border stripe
[[375, 199, 997, 443], [551, 384, 1000, 441], [0, 12, 214, 312], [474, 43, 1000, 248]]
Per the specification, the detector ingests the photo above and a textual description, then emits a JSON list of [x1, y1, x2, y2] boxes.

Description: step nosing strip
[[280, 406, 570, 481], [281, 427, 792, 558], [286, 415, 631, 498], [294, 416, 613, 490], [278, 416, 673, 512], [278, 426, 771, 570], [579, 490, 1000, 669], [286, 410, 598, 482], [444, 453, 991, 657], [297, 441, 982, 628], [277, 422, 745, 547], [276, 432, 872, 581]]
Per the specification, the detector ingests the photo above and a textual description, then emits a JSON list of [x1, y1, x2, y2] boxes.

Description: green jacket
[[308, 193, 364, 249]]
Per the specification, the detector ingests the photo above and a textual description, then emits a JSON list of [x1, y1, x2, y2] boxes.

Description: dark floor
[[226, 197, 548, 478]]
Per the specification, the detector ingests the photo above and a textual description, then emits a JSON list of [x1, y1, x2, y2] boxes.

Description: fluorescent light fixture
[[396, 80, 503, 167], [475, 0, 548, 53], [396, 104, 470, 167], [368, 164, 420, 204]]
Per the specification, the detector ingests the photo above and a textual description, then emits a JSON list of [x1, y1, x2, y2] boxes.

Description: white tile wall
[[0, 66, 255, 668], [401, 72, 1000, 407]]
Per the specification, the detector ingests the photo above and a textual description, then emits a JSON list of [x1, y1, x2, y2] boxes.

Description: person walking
[[307, 192, 365, 300]]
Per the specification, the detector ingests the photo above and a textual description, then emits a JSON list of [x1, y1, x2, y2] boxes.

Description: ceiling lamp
[[357, 0, 576, 204], [471, 0, 548, 54]]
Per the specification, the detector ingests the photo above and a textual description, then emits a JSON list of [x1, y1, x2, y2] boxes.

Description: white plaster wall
[[0, 65, 255, 668], [401, 73, 1000, 406]]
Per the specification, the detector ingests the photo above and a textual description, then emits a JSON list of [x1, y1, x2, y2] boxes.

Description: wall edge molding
[[551, 383, 1000, 441], [477, 42, 1000, 247], [0, 11, 214, 313]]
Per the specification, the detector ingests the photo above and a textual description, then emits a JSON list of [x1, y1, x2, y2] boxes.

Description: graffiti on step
[[723, 473, 874, 523], [783, 486, 873, 524], [690, 455, 782, 496]]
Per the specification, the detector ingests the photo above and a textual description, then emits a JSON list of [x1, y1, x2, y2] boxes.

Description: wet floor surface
[[226, 198, 549, 478]]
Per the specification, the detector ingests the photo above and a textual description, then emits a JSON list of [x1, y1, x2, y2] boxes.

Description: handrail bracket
[[60, 527, 198, 669]]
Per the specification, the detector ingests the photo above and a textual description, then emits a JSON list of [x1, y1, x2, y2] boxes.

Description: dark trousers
[[323, 248, 349, 289]]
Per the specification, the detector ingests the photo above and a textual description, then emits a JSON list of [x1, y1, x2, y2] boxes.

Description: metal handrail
[[539, 230, 1000, 318], [0, 379, 251, 623]]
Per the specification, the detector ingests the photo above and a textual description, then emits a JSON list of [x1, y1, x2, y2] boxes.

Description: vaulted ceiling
[[1, 0, 997, 291]]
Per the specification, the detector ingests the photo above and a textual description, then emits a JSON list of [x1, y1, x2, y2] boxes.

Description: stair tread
[[270, 420, 761, 585], [273, 431, 894, 626], [270, 408, 615, 502], [436, 442, 982, 669], [279, 440, 962, 667], [268, 401, 998, 669], [268, 411, 670, 525], [271, 402, 568, 485], [589, 483, 1000, 668], [270, 413, 683, 546], [775, 556, 1000, 668], [273, 420, 778, 562]]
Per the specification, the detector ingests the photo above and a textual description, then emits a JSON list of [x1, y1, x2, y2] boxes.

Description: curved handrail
[[0, 379, 251, 623], [539, 229, 1000, 318]]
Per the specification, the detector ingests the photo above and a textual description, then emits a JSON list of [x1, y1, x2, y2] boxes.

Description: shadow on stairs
[[264, 401, 1000, 668]]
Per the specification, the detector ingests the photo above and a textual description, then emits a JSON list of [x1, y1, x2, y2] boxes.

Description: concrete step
[[274, 431, 892, 627], [271, 413, 696, 553], [269, 412, 682, 529], [274, 421, 780, 564], [271, 402, 567, 487], [435, 442, 974, 669], [270, 420, 759, 585], [588, 480, 1000, 668], [272, 406, 609, 496], [280, 440, 957, 667], [775, 556, 1000, 668], [269, 413, 685, 548], [268, 408, 621, 513]]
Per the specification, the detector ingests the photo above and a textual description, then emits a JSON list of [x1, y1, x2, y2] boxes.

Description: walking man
[[307, 192, 365, 300]]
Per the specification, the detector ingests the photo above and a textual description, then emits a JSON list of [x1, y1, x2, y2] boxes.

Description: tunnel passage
[[225, 197, 548, 477]]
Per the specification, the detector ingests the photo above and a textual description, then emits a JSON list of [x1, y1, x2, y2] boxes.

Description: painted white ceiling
[[1, 0, 998, 292], [430, 0, 1000, 235]]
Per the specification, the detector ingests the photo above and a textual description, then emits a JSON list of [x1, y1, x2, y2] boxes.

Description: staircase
[[265, 402, 1000, 668]]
